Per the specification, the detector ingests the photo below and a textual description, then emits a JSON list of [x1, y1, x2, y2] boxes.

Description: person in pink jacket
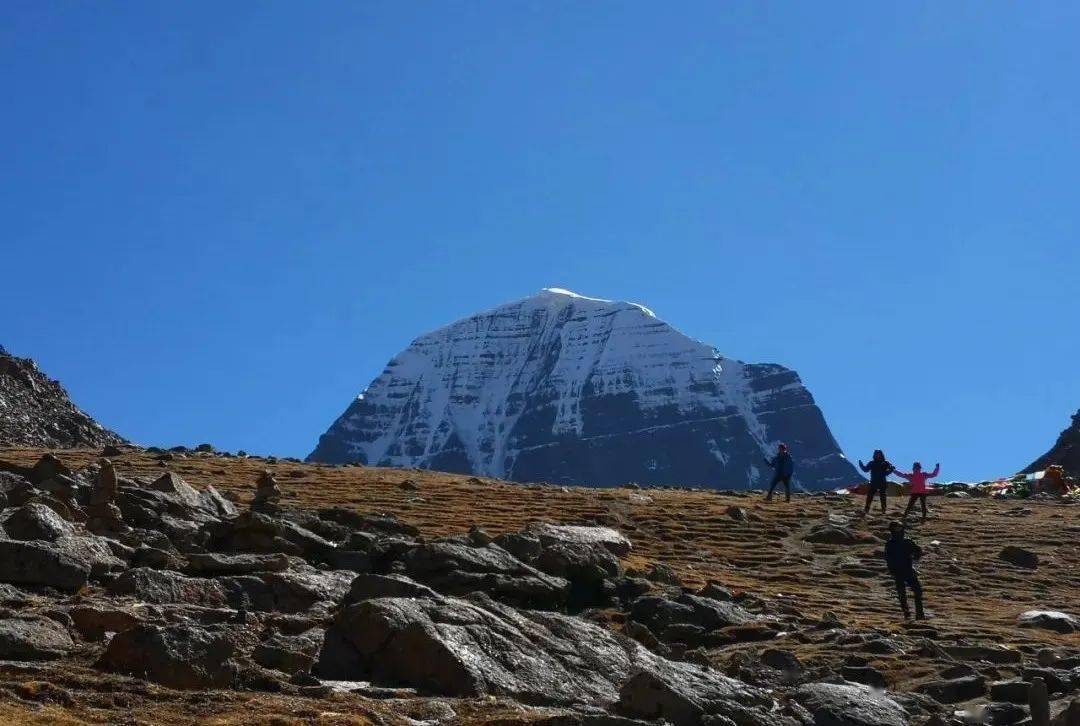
[[894, 462, 940, 521]]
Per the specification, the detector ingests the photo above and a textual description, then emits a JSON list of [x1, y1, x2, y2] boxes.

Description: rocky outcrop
[[318, 592, 787, 724], [308, 289, 858, 490], [1024, 409, 1080, 476], [0, 349, 125, 448]]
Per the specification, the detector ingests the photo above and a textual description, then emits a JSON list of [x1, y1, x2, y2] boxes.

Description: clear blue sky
[[3, 2, 1078, 481]]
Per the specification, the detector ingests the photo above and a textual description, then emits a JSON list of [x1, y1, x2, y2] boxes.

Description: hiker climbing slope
[[764, 443, 794, 502], [895, 462, 940, 521], [884, 521, 925, 619], [859, 449, 895, 514]]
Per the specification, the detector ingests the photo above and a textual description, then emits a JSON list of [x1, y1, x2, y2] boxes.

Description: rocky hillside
[[0, 349, 125, 449], [310, 289, 857, 490], [0, 445, 1077, 726], [1024, 408, 1080, 476]]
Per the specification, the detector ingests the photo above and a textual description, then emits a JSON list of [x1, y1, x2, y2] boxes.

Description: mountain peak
[[309, 290, 855, 490]]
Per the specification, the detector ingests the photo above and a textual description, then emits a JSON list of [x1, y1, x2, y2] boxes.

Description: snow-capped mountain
[[308, 289, 858, 490]]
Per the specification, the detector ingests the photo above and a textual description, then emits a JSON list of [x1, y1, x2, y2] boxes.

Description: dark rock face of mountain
[[308, 289, 859, 490], [1023, 409, 1080, 476], [0, 349, 125, 449]]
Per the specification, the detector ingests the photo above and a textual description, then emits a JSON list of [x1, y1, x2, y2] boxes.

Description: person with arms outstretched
[[859, 450, 895, 514], [894, 462, 940, 521], [764, 443, 794, 502], [884, 521, 925, 619]]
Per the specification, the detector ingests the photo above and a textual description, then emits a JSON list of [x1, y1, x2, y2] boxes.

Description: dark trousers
[[767, 474, 791, 502], [892, 569, 924, 618], [864, 482, 887, 513], [904, 493, 928, 519]]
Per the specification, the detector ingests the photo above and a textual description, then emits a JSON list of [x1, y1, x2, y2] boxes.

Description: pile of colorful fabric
[[843, 468, 1076, 501], [999, 475, 1033, 499]]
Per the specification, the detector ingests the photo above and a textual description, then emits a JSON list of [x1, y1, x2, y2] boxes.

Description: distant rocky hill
[[0, 348, 125, 448], [1023, 408, 1080, 476], [309, 288, 858, 490]]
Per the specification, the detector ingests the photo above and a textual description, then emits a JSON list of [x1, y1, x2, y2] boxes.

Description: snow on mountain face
[[308, 289, 858, 490]]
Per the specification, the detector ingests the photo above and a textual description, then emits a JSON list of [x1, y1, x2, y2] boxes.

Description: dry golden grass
[[0, 446, 1077, 723]]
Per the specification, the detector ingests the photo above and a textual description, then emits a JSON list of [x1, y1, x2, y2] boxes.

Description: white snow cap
[[539, 287, 655, 317]]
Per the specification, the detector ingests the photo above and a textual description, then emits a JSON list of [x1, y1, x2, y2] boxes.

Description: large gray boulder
[[210, 511, 336, 558], [401, 540, 570, 609], [98, 623, 244, 688], [1018, 610, 1079, 634], [185, 552, 290, 576], [108, 568, 229, 607], [253, 629, 324, 674], [628, 594, 757, 642], [200, 485, 238, 518], [219, 569, 354, 614], [529, 523, 633, 558], [0, 617, 75, 660], [0, 502, 75, 541], [149, 471, 204, 510], [0, 539, 91, 591], [29, 454, 71, 485], [616, 660, 787, 726], [318, 591, 779, 723], [51, 535, 128, 578], [794, 682, 908, 726], [344, 573, 438, 604]]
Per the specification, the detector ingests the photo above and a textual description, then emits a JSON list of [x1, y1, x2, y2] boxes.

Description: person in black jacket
[[884, 521, 925, 619], [859, 449, 895, 515], [764, 443, 795, 502]]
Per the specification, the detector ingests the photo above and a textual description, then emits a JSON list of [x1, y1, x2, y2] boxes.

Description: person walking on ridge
[[859, 450, 895, 515], [764, 443, 795, 502], [884, 521, 925, 620], [894, 462, 940, 521]]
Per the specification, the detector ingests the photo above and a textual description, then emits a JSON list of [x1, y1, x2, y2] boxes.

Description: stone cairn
[[86, 458, 128, 534], [250, 470, 281, 510]]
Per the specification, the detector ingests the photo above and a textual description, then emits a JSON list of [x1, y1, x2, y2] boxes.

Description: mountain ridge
[[0, 348, 126, 449], [1023, 407, 1080, 476]]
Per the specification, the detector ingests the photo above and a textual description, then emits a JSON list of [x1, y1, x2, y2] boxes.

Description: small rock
[[999, 546, 1039, 570], [842, 665, 888, 689], [698, 581, 734, 601], [917, 675, 987, 704], [726, 506, 749, 522], [804, 523, 874, 545], [990, 680, 1031, 704]]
